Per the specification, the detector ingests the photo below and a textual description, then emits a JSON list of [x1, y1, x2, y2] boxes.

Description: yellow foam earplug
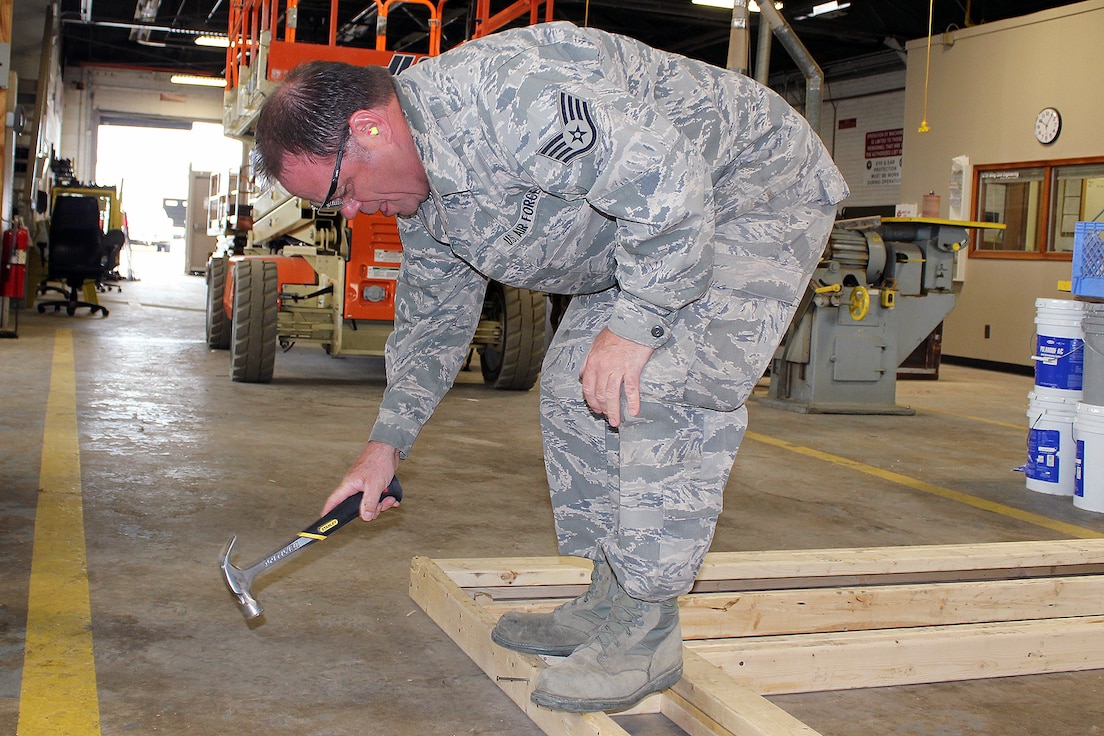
[[369, 126, 379, 136]]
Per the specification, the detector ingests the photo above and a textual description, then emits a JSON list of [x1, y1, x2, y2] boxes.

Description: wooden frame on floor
[[408, 539, 1104, 736]]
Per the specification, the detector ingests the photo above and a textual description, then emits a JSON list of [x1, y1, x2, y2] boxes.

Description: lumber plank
[[414, 556, 816, 736], [432, 556, 593, 588], [435, 540, 1104, 590], [482, 576, 1104, 639], [662, 651, 823, 736], [679, 575, 1104, 638], [471, 584, 589, 602], [692, 540, 1104, 582], [414, 544, 1104, 735], [659, 694, 745, 736], [690, 615, 1104, 694], [408, 556, 629, 736]]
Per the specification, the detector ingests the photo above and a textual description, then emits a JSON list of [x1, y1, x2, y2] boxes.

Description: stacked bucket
[[1026, 222, 1104, 509], [1026, 299, 1084, 500], [1078, 304, 1104, 510]]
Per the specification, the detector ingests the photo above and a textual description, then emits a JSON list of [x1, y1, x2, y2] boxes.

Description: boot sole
[[490, 628, 580, 657], [529, 664, 684, 713]]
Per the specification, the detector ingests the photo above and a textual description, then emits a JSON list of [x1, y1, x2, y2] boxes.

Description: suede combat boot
[[491, 554, 614, 656], [529, 583, 683, 713]]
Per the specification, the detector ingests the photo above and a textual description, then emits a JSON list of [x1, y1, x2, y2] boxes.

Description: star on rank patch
[[538, 92, 597, 164]]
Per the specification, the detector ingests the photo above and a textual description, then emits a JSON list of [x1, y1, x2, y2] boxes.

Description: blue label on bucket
[[1075, 439, 1085, 497], [1035, 335, 1084, 391], [1027, 428, 1061, 483]]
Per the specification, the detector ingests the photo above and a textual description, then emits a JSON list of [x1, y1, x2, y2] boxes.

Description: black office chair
[[37, 195, 126, 317]]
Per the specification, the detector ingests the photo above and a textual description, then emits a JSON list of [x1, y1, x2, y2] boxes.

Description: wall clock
[[1034, 107, 1062, 144]]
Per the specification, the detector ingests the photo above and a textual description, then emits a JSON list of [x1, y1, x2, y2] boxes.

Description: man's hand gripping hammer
[[219, 477, 402, 621]]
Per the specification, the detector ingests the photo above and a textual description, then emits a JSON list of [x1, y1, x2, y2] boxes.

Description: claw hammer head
[[219, 536, 263, 620]]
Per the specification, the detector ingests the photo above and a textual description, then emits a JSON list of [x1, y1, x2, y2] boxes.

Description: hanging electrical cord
[[918, 0, 934, 133]]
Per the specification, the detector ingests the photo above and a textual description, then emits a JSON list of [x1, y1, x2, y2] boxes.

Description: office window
[[975, 167, 1045, 252], [972, 157, 1104, 259], [1050, 163, 1104, 253]]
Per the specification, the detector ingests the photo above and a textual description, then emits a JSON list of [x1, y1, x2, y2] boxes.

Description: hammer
[[219, 477, 402, 620]]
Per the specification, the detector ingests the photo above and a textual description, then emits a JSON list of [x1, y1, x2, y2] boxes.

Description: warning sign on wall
[[865, 129, 903, 158], [864, 128, 903, 187]]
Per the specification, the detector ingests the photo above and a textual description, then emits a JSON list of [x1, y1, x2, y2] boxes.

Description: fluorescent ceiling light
[[795, 1, 851, 19], [194, 35, 230, 48], [170, 74, 227, 88], [692, 0, 783, 10]]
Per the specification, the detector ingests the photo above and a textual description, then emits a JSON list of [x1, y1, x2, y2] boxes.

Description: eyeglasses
[[313, 127, 350, 212]]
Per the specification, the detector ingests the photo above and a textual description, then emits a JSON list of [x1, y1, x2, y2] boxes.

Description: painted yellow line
[[746, 430, 1104, 540], [18, 329, 102, 735], [913, 405, 1025, 431]]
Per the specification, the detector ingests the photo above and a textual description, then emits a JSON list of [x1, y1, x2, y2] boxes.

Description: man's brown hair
[[252, 61, 396, 185]]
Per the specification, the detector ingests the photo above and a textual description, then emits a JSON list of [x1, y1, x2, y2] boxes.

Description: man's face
[[278, 134, 430, 220]]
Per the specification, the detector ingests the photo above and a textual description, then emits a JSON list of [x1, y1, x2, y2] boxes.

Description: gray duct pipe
[[61, 17, 218, 38], [726, 0, 751, 74], [754, 11, 772, 84], [756, 2, 823, 136]]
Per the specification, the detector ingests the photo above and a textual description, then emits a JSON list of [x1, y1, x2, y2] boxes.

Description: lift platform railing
[[225, 0, 554, 91], [474, 0, 554, 37]]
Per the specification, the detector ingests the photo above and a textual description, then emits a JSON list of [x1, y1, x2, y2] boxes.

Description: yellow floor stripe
[[18, 329, 102, 735], [913, 405, 1025, 431], [746, 430, 1104, 540]]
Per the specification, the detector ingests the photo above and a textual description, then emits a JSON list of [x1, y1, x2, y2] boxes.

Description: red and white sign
[[864, 128, 903, 187]]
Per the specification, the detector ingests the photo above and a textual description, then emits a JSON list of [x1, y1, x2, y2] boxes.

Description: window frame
[[970, 155, 1104, 260]]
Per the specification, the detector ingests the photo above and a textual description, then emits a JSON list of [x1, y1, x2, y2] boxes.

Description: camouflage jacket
[[369, 22, 847, 455]]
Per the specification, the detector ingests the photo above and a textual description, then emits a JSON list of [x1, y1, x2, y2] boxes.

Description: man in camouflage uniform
[[253, 21, 847, 713]]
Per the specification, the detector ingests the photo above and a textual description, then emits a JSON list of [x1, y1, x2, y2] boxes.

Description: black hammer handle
[[298, 476, 403, 539]]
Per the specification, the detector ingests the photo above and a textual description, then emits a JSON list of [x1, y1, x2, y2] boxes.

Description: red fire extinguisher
[[1, 219, 30, 300]]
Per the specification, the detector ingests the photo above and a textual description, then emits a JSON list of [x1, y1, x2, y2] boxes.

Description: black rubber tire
[[479, 282, 546, 391], [205, 257, 231, 350], [230, 260, 278, 383]]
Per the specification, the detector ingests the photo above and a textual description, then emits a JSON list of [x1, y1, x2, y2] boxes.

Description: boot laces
[[593, 594, 648, 655], [564, 560, 607, 612]]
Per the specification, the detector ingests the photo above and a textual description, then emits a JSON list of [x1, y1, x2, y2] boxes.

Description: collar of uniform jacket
[[393, 76, 475, 197]]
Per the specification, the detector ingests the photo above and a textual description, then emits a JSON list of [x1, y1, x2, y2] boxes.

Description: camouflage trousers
[[539, 192, 836, 601]]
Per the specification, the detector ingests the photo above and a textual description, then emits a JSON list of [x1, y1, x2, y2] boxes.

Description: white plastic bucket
[[1083, 304, 1104, 406], [1025, 391, 1078, 496], [1073, 402, 1104, 512], [1033, 298, 1085, 397]]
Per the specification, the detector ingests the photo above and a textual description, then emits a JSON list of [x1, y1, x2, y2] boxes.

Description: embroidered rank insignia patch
[[388, 54, 418, 75], [538, 92, 597, 164]]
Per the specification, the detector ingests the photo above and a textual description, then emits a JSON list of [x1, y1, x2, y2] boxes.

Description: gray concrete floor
[[4, 247, 1104, 735]]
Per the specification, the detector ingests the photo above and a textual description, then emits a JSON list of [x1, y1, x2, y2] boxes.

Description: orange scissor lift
[[206, 0, 552, 386]]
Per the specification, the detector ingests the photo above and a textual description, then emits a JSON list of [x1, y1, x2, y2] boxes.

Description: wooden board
[[409, 555, 814, 736], [409, 540, 1104, 736]]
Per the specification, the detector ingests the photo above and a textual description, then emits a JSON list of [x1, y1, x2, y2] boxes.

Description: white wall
[[829, 88, 906, 213], [60, 67, 225, 183], [901, 0, 1104, 366], [775, 70, 908, 215], [11, 3, 51, 81]]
